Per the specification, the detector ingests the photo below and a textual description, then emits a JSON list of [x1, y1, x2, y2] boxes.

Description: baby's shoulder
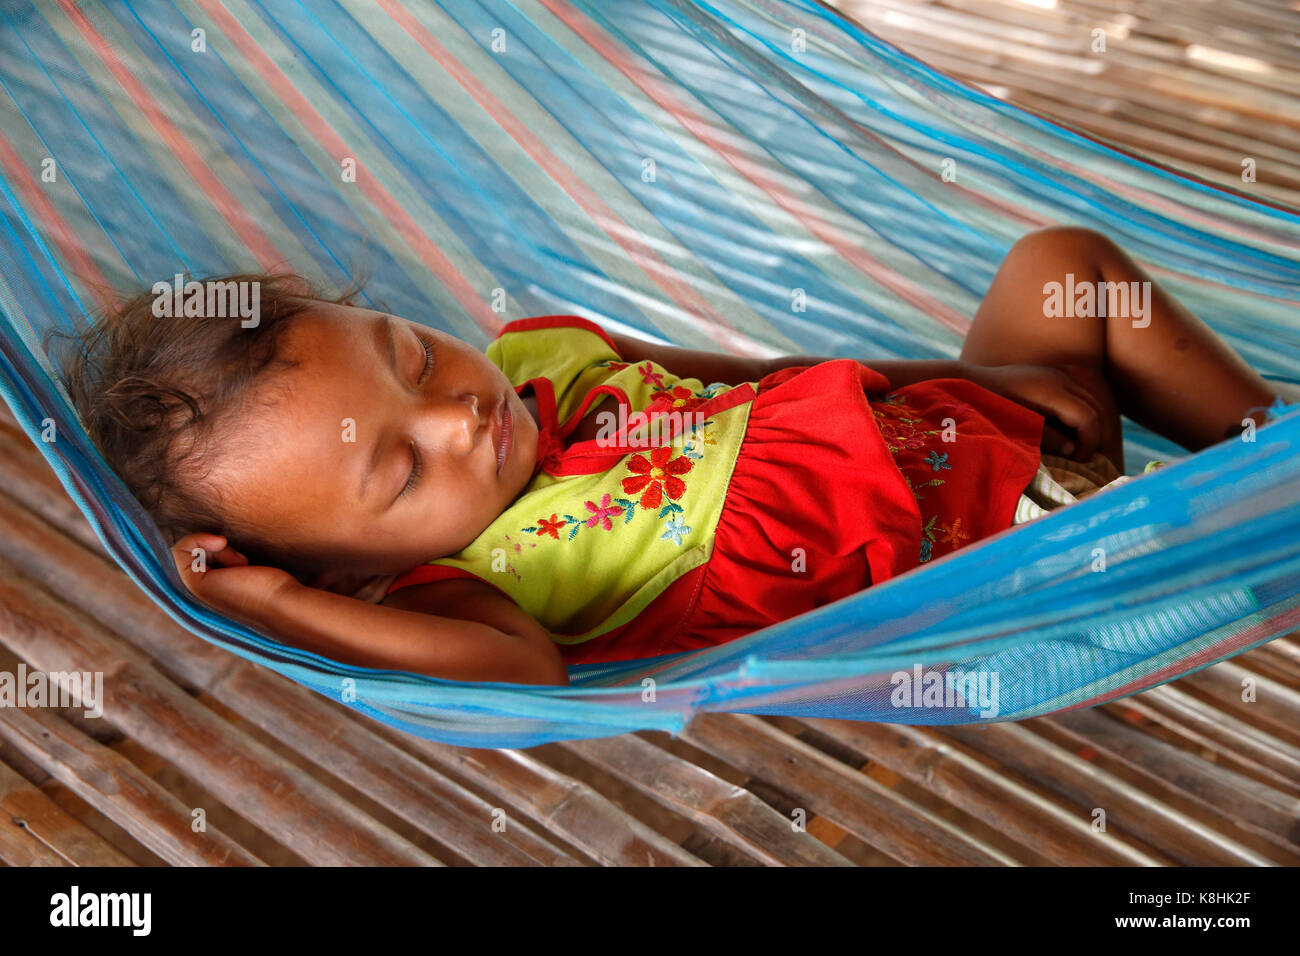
[[494, 315, 619, 350], [488, 315, 621, 389]]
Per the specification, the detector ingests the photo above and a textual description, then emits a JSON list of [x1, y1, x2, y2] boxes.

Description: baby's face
[[214, 301, 539, 576]]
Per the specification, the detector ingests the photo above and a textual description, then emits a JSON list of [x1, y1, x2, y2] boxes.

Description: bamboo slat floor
[[836, 0, 1300, 206], [2, 1, 1299, 866]]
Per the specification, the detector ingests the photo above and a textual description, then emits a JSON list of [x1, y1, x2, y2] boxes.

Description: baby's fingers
[[171, 533, 247, 581], [1040, 422, 1076, 458], [1049, 390, 1102, 462], [215, 545, 250, 567], [173, 533, 217, 572]]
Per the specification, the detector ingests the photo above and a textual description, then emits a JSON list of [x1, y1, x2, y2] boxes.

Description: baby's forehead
[[237, 371, 335, 435], [205, 395, 344, 507], [276, 305, 385, 360]]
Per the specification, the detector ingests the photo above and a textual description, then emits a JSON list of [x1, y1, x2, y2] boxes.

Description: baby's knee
[[1009, 225, 1119, 265]]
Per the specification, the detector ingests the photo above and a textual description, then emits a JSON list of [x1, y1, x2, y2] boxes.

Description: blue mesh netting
[[1, 0, 1297, 747]]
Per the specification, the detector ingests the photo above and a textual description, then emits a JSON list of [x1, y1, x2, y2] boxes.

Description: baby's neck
[[520, 387, 540, 429], [519, 385, 616, 445]]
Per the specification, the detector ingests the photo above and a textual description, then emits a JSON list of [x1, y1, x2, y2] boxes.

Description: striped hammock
[[1, 0, 1298, 748]]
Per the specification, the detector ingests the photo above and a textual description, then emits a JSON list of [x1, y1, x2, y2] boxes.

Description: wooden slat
[[1044, 708, 1300, 858], [357, 724, 708, 866], [0, 418, 105, 555], [0, 539, 440, 866], [207, 663, 579, 866], [564, 734, 856, 865], [0, 760, 135, 866], [835, 0, 1300, 203], [941, 722, 1277, 865], [1238, 644, 1300, 690], [1177, 661, 1300, 748], [0, 814, 70, 866], [0, 734, 167, 864], [0, 671, 259, 866], [1119, 688, 1300, 797], [681, 714, 1018, 865], [797, 718, 1163, 865]]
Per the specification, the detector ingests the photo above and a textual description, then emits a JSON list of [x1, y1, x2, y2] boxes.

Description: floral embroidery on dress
[[520, 382, 713, 547], [523, 497, 691, 544], [584, 493, 624, 530], [685, 419, 715, 446], [679, 417, 715, 460], [938, 517, 969, 546], [490, 532, 537, 581], [647, 384, 704, 415], [660, 514, 692, 545], [636, 361, 665, 387], [873, 392, 973, 565], [902, 472, 946, 501], [871, 394, 941, 454], [919, 513, 969, 564], [919, 515, 937, 562], [534, 514, 566, 539], [623, 445, 694, 509]]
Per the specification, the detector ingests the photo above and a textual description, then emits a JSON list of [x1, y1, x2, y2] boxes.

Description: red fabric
[[389, 563, 500, 594], [494, 314, 622, 353], [880, 376, 1045, 560], [387, 316, 1046, 667], [558, 359, 1044, 664]]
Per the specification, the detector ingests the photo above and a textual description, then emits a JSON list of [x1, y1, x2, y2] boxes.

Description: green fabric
[[426, 322, 755, 643]]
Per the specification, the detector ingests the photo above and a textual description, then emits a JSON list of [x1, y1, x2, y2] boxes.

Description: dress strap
[[550, 382, 757, 476]]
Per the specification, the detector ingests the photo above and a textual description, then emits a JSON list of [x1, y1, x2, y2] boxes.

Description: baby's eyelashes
[[417, 338, 435, 384]]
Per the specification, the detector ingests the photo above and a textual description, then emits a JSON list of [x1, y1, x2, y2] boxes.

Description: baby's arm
[[606, 329, 965, 390], [607, 328, 1102, 459], [604, 330, 776, 385], [171, 533, 569, 686]]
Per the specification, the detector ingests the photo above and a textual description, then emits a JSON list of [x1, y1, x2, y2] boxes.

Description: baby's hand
[[965, 363, 1105, 461], [171, 532, 298, 625]]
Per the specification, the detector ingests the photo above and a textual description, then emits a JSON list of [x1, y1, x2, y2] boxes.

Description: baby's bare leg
[[960, 226, 1280, 459]]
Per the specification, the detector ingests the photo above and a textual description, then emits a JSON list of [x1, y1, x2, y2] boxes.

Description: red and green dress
[[387, 316, 1044, 664]]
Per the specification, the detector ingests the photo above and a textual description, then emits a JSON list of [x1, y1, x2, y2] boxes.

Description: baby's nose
[[413, 391, 482, 454]]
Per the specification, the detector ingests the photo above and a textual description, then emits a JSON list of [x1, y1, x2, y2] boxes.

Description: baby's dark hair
[[53, 272, 363, 574]]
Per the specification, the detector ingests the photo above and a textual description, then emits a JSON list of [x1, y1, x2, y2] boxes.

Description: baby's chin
[[372, 529, 488, 576], [321, 484, 529, 578]]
